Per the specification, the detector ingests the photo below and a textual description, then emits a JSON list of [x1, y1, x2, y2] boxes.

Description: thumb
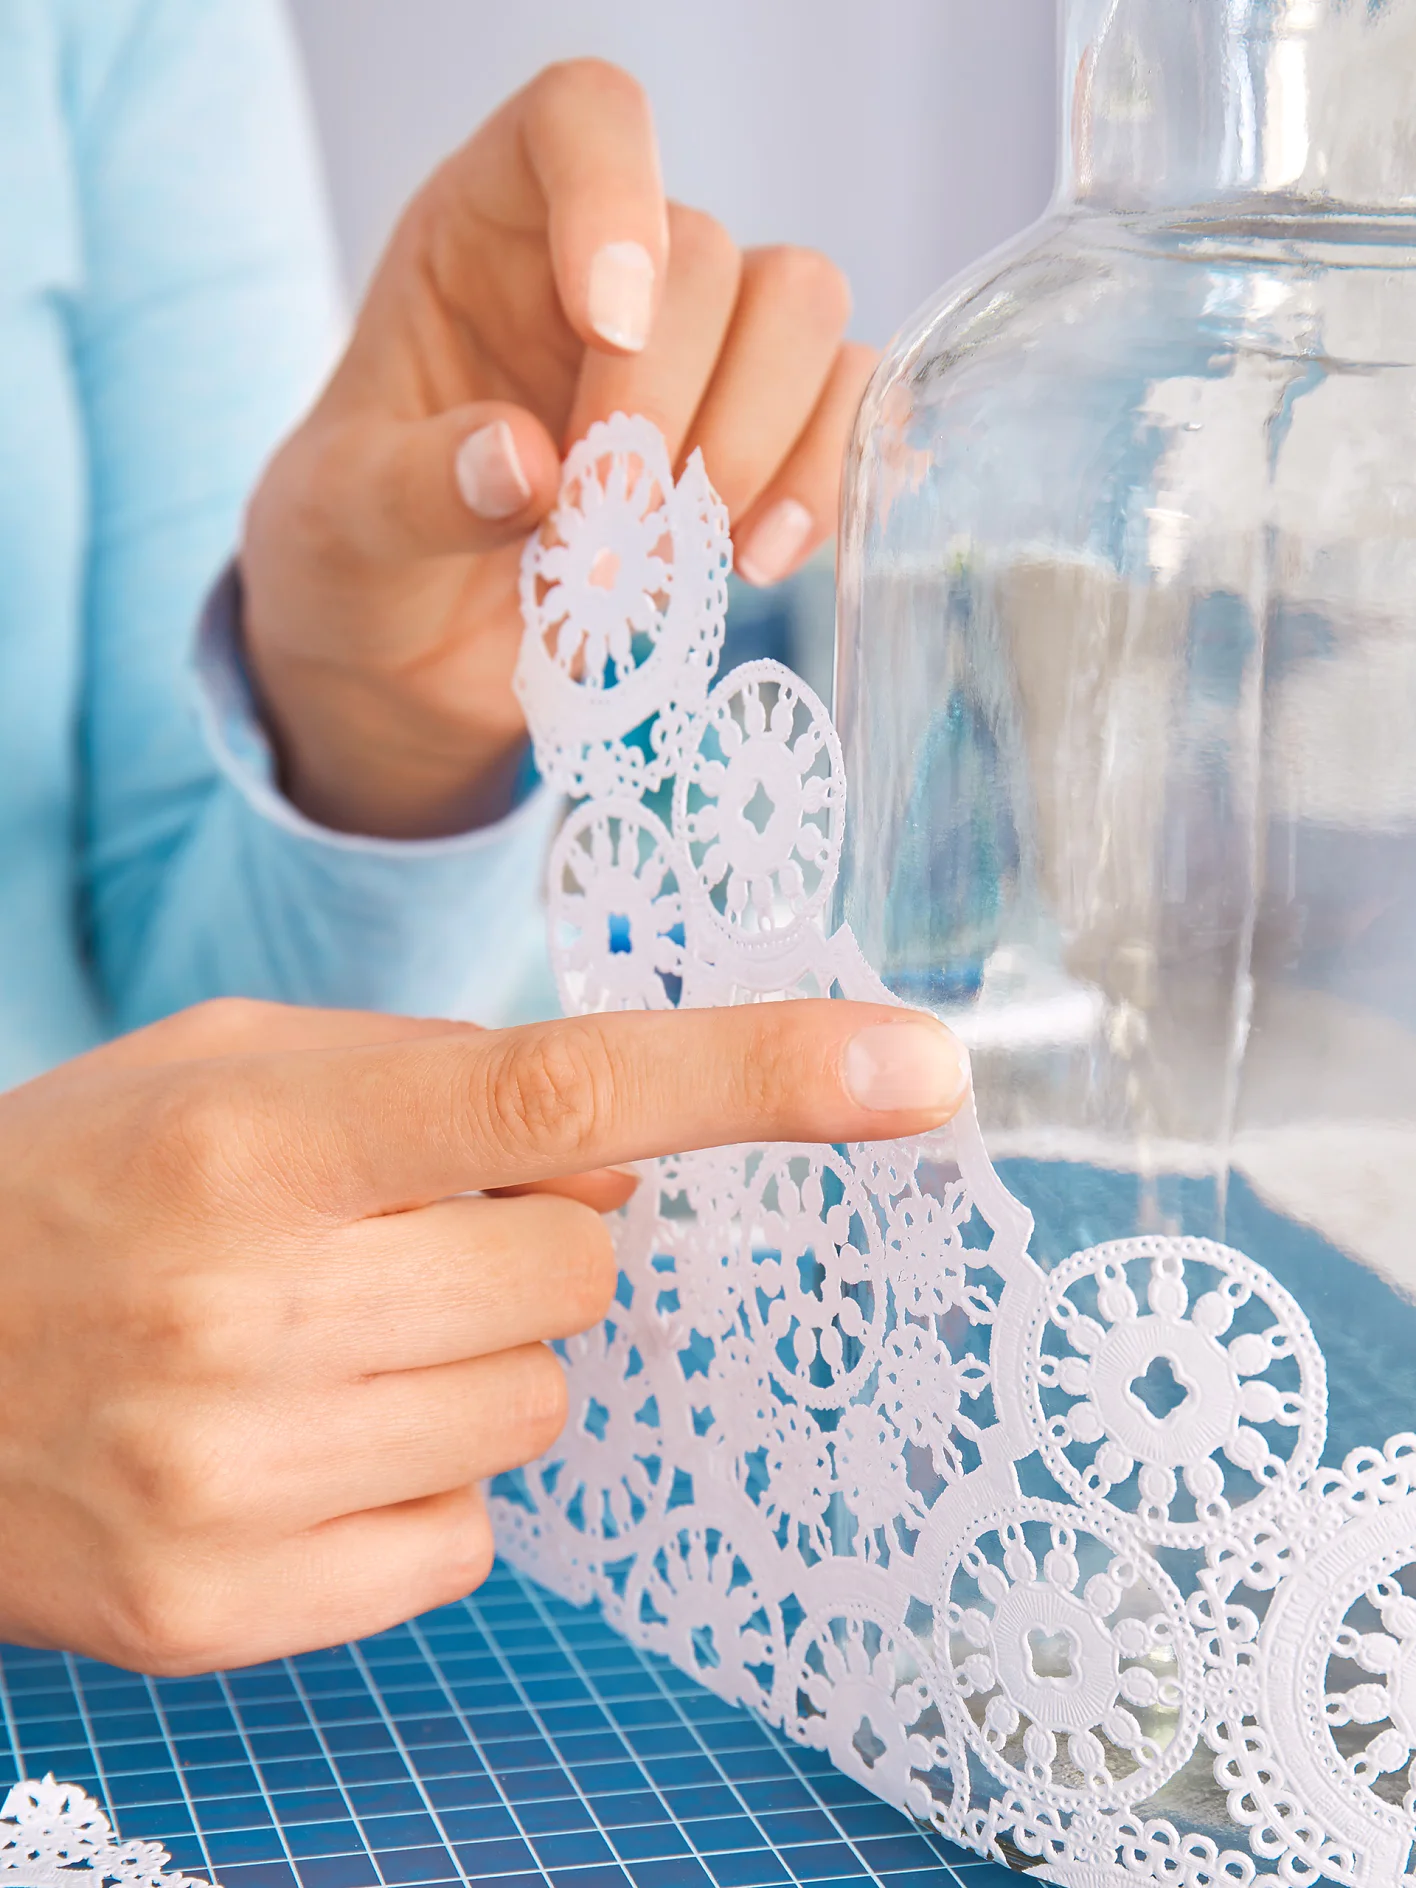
[[328, 403, 563, 563]]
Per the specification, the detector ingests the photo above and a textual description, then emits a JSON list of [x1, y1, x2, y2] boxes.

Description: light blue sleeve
[[66, 0, 556, 1029]]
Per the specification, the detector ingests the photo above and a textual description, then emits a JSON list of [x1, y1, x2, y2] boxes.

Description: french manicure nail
[[736, 498, 815, 587], [455, 420, 531, 520], [587, 240, 656, 351], [842, 1020, 971, 1116]]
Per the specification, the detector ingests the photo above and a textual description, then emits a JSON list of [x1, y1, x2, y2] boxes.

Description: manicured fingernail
[[587, 240, 655, 351], [842, 1021, 971, 1116], [455, 420, 531, 520], [736, 498, 815, 587]]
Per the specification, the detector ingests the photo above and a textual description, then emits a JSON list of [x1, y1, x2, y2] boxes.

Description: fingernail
[[455, 420, 531, 520], [842, 1020, 971, 1116], [587, 240, 655, 351], [736, 498, 815, 587]]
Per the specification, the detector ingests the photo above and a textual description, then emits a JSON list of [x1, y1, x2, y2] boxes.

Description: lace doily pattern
[[515, 417, 730, 801], [1023, 1236, 1327, 1548], [0, 1777, 206, 1888], [496, 412, 1416, 1888]]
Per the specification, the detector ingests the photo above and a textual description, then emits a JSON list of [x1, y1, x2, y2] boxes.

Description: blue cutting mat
[[0, 1560, 1017, 1888]]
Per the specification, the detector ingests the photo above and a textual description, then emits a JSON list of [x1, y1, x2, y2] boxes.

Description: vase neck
[[1057, 0, 1416, 216]]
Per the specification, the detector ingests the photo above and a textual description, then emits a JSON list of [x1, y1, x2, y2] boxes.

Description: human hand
[[240, 59, 874, 839], [0, 995, 967, 1673]]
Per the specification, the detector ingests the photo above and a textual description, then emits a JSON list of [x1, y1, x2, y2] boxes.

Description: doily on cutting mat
[[0, 1776, 207, 1888], [492, 412, 1416, 1888]]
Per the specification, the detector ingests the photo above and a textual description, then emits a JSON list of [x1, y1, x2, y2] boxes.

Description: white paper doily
[[495, 412, 1416, 1887], [0, 1777, 206, 1888]]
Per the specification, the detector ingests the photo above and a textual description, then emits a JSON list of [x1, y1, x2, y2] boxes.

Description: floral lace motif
[[0, 1777, 206, 1888], [496, 413, 1416, 1887]]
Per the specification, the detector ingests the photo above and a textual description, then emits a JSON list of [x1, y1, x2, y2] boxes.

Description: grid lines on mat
[[0, 1559, 1019, 1888]]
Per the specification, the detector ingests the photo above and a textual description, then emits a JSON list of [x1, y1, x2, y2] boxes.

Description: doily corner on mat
[[0, 1775, 211, 1888]]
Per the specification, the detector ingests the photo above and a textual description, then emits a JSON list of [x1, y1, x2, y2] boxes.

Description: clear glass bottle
[[838, 0, 1416, 1472]]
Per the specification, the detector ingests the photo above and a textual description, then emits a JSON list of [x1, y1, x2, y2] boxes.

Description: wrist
[[244, 636, 532, 841], [238, 411, 540, 838]]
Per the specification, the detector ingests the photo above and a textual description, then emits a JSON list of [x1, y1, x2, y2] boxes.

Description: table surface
[[0, 1560, 1018, 1888]]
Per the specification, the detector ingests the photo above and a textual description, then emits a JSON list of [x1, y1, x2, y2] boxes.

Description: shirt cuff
[[191, 561, 549, 858]]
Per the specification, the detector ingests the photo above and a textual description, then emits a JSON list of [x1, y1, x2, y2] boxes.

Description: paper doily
[[0, 1777, 206, 1888], [495, 412, 1416, 1887]]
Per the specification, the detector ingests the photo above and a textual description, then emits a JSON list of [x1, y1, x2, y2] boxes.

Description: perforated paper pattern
[[0, 1776, 206, 1888], [502, 414, 1416, 1887]]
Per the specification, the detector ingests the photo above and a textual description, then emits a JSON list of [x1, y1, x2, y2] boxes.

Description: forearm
[[109, 779, 556, 1028], [96, 570, 558, 1029]]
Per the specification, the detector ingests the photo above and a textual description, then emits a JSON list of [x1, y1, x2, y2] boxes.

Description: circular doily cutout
[[515, 416, 729, 794], [938, 1498, 1202, 1813], [622, 1506, 785, 1720], [1023, 1236, 1326, 1548], [784, 1603, 967, 1827], [547, 799, 684, 1013], [672, 660, 845, 947]]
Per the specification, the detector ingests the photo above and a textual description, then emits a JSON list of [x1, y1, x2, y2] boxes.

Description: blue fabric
[[0, 0, 555, 1091]]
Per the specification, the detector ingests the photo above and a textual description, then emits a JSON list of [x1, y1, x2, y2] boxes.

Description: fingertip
[[487, 1166, 640, 1212], [839, 1014, 973, 1126], [570, 1166, 641, 1213], [842, 338, 882, 378], [586, 239, 658, 353], [520, 61, 669, 356], [735, 498, 817, 588], [443, 1485, 496, 1598], [454, 420, 531, 520], [452, 408, 560, 533]]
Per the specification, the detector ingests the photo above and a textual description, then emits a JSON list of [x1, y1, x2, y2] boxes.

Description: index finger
[[439, 59, 669, 356], [233, 1001, 972, 1220]]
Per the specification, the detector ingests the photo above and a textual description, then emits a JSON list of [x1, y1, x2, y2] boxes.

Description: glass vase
[[836, 0, 1416, 1873]]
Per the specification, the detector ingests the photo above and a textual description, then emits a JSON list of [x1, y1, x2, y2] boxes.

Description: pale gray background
[[284, 0, 1060, 351]]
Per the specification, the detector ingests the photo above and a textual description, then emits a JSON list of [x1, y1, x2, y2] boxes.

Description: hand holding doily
[[238, 62, 870, 838]]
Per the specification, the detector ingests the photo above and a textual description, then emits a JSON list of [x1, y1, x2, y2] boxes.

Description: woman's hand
[[0, 995, 967, 1673], [240, 59, 875, 839]]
